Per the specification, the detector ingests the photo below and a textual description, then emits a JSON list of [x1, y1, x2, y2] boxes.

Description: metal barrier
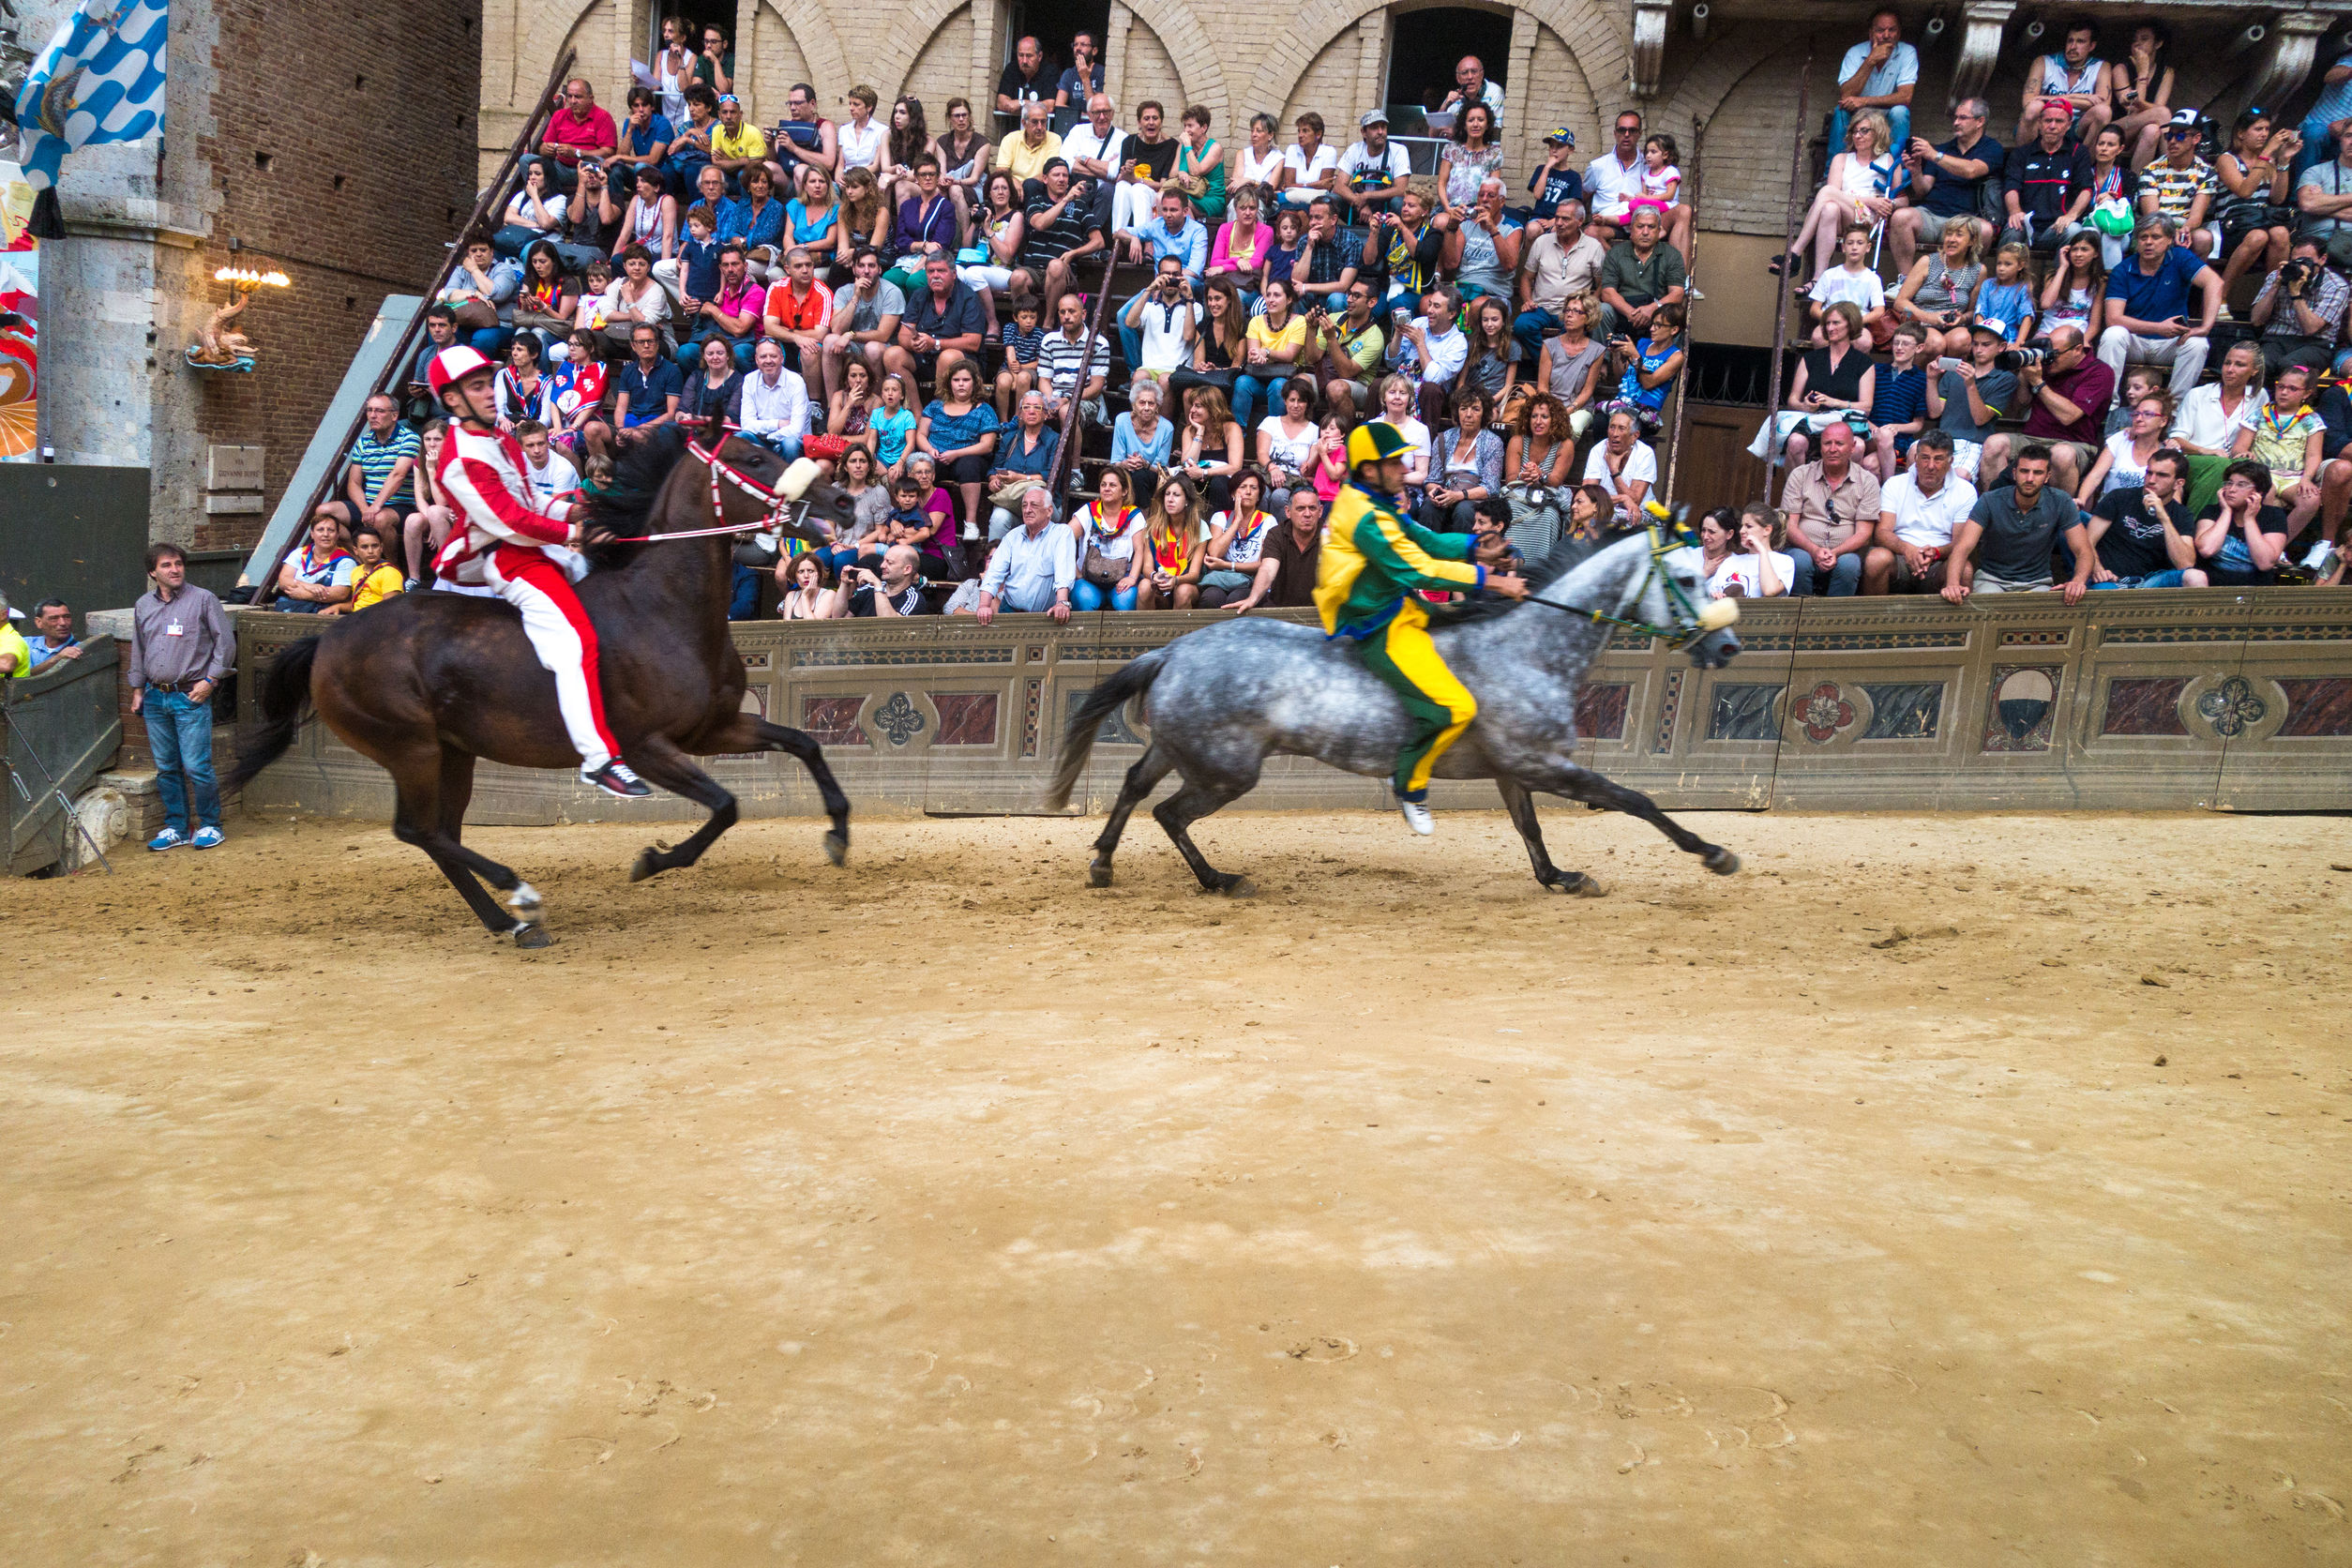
[[231, 591, 2352, 824], [4, 637, 123, 874]]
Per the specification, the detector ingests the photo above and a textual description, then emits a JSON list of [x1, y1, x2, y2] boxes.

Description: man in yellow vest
[[1315, 421, 1527, 834]]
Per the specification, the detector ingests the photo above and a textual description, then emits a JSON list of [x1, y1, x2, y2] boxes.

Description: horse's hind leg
[[1090, 742, 1174, 888], [1152, 772, 1258, 897], [622, 737, 739, 882], [1496, 776, 1605, 897], [435, 751, 551, 939], [702, 715, 850, 867], [1542, 762, 1740, 877]]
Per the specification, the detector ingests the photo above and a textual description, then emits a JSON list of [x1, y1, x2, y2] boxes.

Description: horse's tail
[[1044, 646, 1169, 810], [221, 635, 321, 795]]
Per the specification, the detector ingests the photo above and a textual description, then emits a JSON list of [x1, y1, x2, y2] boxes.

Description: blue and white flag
[[11, 0, 169, 194]]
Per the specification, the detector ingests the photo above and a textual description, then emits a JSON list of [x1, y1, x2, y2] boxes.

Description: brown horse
[[226, 428, 857, 946]]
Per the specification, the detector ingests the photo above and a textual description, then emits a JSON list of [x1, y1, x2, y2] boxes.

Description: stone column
[[28, 0, 218, 548]]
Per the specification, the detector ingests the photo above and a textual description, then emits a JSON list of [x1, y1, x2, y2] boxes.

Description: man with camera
[[2249, 236, 2350, 378], [2014, 323, 2115, 496], [2096, 213, 2220, 400], [832, 543, 938, 618], [1304, 279, 1389, 407], [1118, 252, 1201, 388], [1890, 98, 2001, 273]]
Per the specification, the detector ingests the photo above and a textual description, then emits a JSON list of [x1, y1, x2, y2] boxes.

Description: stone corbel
[[1632, 0, 1670, 100], [2243, 11, 2333, 120], [1949, 0, 2015, 112]]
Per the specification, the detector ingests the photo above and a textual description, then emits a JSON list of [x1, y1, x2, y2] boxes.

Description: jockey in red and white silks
[[424, 345, 650, 797]]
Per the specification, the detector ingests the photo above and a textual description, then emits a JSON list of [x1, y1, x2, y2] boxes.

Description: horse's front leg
[[1539, 762, 1741, 877], [701, 714, 851, 867], [621, 737, 740, 882]]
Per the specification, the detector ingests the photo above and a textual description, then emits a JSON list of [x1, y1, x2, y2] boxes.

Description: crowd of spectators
[[287, 33, 1718, 620], [267, 12, 2352, 623], [1748, 8, 2352, 596]]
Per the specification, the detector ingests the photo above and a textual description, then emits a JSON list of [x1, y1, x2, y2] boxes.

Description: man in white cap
[[425, 343, 651, 797], [1337, 110, 1411, 224]]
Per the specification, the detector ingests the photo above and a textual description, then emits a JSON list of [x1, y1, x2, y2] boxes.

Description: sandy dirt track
[[3, 807, 2348, 1566]]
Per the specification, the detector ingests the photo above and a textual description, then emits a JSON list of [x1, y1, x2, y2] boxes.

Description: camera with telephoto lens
[[1994, 346, 2046, 371], [2281, 256, 2322, 294]]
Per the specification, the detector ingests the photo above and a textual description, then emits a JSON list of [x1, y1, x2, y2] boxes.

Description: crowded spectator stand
[[242, 9, 2352, 627]]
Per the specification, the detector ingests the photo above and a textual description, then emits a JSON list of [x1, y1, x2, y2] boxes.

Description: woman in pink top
[[1209, 188, 1274, 289]]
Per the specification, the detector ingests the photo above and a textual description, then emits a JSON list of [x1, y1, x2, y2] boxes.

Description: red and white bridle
[[602, 430, 804, 543]]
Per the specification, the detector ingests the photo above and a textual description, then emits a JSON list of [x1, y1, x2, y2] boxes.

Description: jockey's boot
[[584, 760, 654, 797], [1397, 792, 1435, 836]]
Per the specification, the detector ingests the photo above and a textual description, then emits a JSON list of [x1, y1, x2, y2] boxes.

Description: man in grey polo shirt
[[976, 488, 1077, 623], [1941, 443, 2093, 603]]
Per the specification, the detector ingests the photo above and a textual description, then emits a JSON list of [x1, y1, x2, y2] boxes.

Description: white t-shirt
[[1337, 140, 1410, 198], [1584, 439, 1659, 490], [2097, 430, 2157, 497], [505, 189, 567, 227], [1061, 122, 1126, 175], [1584, 152, 1640, 212], [1130, 294, 1199, 373], [1258, 415, 1317, 474], [1281, 143, 1338, 203], [1881, 471, 1977, 548], [1237, 144, 1284, 188], [1709, 550, 1799, 597], [1389, 415, 1432, 464], [524, 448, 580, 503], [837, 117, 886, 172], [1810, 264, 1885, 315], [2170, 384, 2266, 454]]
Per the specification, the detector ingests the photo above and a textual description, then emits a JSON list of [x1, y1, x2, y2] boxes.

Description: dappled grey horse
[[1048, 528, 1745, 896]]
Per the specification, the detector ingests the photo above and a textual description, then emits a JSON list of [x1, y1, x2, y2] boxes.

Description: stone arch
[[749, 0, 852, 121], [1114, 0, 1231, 127], [1244, 0, 1629, 139], [516, 0, 625, 113], [1655, 23, 1806, 138], [869, 0, 979, 105]]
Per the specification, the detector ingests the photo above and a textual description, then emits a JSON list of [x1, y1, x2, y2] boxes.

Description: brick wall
[[1120, 20, 1185, 123], [191, 0, 482, 551], [902, 4, 976, 116], [1280, 31, 1360, 143], [746, 0, 814, 127]]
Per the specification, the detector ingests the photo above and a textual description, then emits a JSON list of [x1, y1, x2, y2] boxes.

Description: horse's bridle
[[1523, 523, 1737, 647], [602, 430, 805, 543]]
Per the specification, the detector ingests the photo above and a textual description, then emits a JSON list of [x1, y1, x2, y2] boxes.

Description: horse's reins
[[1516, 522, 1731, 646], [599, 428, 805, 544]]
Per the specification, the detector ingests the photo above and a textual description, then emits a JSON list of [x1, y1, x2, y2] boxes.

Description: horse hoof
[[1219, 875, 1258, 898], [512, 922, 554, 949], [1551, 873, 1607, 897], [628, 849, 660, 883], [1089, 862, 1113, 888], [823, 830, 849, 867], [1704, 848, 1741, 877]]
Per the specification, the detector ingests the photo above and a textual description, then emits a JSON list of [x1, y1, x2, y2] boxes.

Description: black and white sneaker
[[583, 760, 653, 797]]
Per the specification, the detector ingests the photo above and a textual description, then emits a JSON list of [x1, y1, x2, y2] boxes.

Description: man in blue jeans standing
[[127, 542, 236, 851]]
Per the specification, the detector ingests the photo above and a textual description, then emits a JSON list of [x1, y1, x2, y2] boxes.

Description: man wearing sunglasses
[[709, 94, 768, 197]]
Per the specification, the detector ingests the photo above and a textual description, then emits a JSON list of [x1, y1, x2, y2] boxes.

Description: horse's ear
[[780, 457, 822, 501]]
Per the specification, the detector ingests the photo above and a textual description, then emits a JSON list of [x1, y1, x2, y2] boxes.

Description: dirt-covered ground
[[3, 807, 2346, 1565]]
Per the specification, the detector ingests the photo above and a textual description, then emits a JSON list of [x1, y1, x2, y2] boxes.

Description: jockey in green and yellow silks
[[1315, 421, 1529, 834]]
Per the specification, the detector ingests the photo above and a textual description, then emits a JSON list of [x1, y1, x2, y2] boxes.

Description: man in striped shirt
[[1035, 292, 1108, 429], [324, 395, 419, 539]]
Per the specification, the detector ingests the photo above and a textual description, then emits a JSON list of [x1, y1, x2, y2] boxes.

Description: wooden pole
[[1661, 111, 1705, 506], [1044, 245, 1123, 503], [1761, 38, 1815, 511]]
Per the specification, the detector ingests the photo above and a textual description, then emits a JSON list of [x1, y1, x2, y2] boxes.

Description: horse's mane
[[1421, 528, 1620, 628], [578, 425, 692, 565]]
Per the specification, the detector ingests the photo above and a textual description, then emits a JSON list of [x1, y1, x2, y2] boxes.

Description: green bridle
[[1523, 521, 1739, 647]]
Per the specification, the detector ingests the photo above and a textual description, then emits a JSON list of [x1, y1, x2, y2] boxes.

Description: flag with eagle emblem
[[10, 0, 168, 213]]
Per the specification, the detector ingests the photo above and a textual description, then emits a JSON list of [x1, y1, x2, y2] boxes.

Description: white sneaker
[[1398, 797, 1436, 836]]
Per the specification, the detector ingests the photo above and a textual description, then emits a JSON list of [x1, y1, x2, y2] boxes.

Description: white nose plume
[[779, 457, 822, 501], [1696, 598, 1740, 632]]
